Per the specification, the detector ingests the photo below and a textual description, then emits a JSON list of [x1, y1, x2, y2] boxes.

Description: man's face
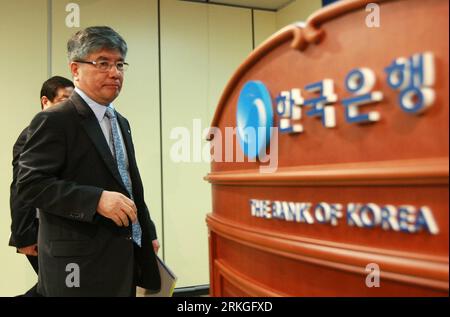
[[70, 49, 124, 105], [41, 86, 74, 110]]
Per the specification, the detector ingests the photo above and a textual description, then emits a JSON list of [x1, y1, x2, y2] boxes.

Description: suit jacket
[[16, 92, 161, 296], [9, 127, 39, 248]]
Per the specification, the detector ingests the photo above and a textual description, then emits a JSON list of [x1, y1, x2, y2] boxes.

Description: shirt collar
[[75, 87, 114, 122]]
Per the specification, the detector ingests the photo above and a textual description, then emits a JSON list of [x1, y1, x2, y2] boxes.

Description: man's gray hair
[[67, 26, 127, 61]]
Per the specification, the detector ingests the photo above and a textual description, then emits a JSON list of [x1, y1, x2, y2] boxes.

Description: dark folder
[[137, 256, 177, 297]]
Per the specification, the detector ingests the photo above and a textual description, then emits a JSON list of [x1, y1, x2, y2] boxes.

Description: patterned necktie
[[105, 105, 142, 247]]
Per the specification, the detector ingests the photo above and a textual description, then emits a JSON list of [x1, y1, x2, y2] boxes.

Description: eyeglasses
[[75, 60, 129, 72]]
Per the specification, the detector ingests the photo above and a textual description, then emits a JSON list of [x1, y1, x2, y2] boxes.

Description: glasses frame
[[74, 60, 129, 72]]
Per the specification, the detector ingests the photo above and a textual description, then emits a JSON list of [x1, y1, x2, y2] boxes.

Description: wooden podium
[[205, 0, 448, 296]]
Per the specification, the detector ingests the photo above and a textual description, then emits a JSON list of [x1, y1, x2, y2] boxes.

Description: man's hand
[[97, 191, 137, 227], [152, 240, 160, 254], [18, 244, 38, 256]]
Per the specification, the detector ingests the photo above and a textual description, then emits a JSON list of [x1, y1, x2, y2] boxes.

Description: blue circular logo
[[236, 81, 274, 159]]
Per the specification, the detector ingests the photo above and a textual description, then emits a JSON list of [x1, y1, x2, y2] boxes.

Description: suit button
[[126, 235, 132, 240]]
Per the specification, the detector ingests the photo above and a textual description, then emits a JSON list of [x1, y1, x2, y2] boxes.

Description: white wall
[[254, 10, 277, 47], [0, 0, 48, 296], [160, 0, 253, 287], [277, 0, 322, 28]]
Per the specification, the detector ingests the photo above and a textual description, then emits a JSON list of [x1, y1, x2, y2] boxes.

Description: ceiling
[[181, 0, 295, 11]]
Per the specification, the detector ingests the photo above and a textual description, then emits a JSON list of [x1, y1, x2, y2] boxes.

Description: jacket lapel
[[70, 92, 127, 192]]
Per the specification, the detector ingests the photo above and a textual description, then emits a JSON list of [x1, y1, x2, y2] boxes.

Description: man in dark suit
[[9, 76, 74, 297], [17, 26, 161, 296]]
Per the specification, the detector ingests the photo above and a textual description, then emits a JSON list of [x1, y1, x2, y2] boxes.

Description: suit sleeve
[[16, 111, 103, 223], [143, 203, 158, 241], [9, 128, 38, 248]]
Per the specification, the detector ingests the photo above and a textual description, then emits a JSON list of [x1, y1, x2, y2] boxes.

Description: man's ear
[[70, 62, 80, 81], [41, 96, 50, 110]]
